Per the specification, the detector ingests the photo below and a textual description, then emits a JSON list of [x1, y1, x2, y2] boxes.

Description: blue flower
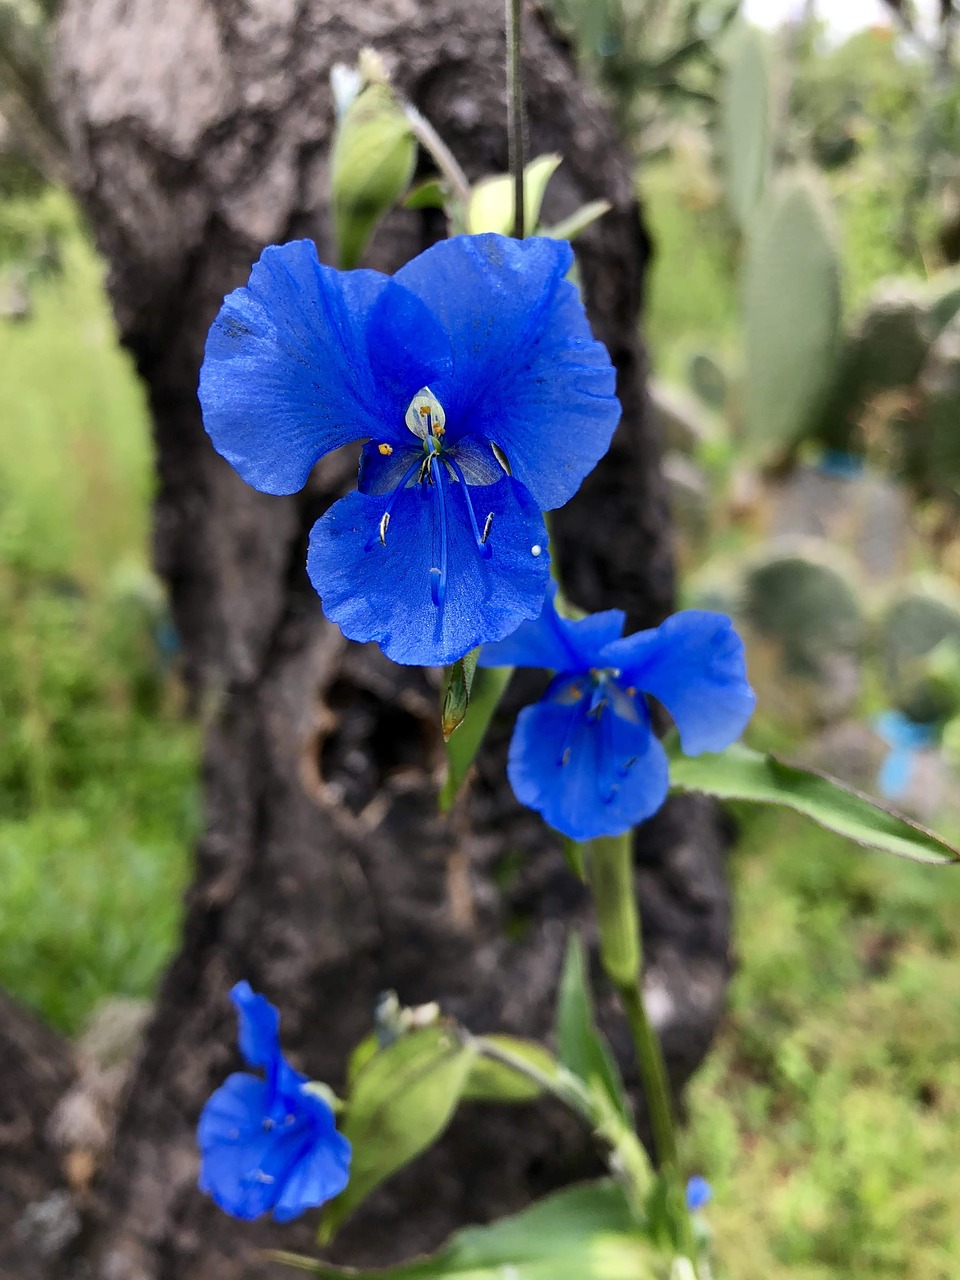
[[874, 709, 937, 801], [686, 1175, 712, 1211], [197, 981, 351, 1222], [479, 585, 755, 840], [199, 234, 620, 666]]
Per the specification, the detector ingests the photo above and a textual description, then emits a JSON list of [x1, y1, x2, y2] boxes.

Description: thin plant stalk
[[506, 0, 525, 238]]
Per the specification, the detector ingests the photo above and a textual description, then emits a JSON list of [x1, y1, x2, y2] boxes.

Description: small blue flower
[[874, 709, 937, 801], [197, 981, 351, 1222], [479, 585, 755, 840], [686, 1175, 712, 1211], [199, 234, 620, 666]]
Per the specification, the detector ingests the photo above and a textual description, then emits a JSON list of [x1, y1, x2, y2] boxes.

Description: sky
[[743, 0, 938, 38]]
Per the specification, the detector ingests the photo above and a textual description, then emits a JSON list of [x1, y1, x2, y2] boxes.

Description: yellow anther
[[434, 424, 446, 436], [378, 443, 394, 456]]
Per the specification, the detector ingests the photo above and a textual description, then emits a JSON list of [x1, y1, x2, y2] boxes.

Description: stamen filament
[[445, 456, 493, 559], [365, 457, 423, 552]]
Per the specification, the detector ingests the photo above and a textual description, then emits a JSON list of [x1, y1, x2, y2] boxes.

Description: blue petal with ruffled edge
[[601, 611, 756, 756], [394, 235, 621, 510], [308, 473, 549, 667], [197, 982, 351, 1222], [508, 679, 670, 840], [478, 581, 626, 671]]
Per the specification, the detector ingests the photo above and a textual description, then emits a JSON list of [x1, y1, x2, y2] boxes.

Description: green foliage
[[330, 82, 415, 269], [742, 171, 842, 458], [719, 22, 772, 231], [322, 1025, 477, 1239], [0, 196, 198, 1033], [281, 1181, 654, 1279], [685, 807, 960, 1278], [667, 739, 960, 865], [585, 835, 640, 986]]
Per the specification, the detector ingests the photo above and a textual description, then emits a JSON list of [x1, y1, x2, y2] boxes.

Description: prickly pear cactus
[[738, 537, 864, 724], [720, 22, 772, 231], [649, 379, 716, 455], [688, 351, 728, 412], [878, 578, 960, 723], [912, 315, 960, 499], [743, 170, 842, 460]]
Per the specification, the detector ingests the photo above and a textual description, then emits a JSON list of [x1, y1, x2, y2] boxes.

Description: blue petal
[[479, 581, 626, 672], [507, 684, 670, 840], [395, 234, 620, 510], [874, 710, 937, 751], [686, 1176, 712, 1211], [358, 441, 422, 495], [363, 277, 453, 413], [878, 747, 915, 801], [197, 1073, 284, 1220], [308, 474, 550, 666], [602, 611, 755, 756], [272, 1121, 352, 1222], [199, 242, 421, 496], [231, 981, 280, 1072]]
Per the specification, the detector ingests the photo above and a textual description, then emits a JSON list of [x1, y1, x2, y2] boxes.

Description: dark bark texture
[[15, 2, 735, 1277]]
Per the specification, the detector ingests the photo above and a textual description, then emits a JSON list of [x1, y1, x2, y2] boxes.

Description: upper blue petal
[[307, 473, 550, 666], [479, 580, 626, 672], [395, 234, 621, 510], [231, 981, 281, 1072], [601, 611, 755, 756], [507, 682, 670, 840], [199, 241, 451, 495]]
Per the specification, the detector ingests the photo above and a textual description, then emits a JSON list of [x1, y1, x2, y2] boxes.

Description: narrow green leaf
[[542, 199, 611, 243], [440, 664, 512, 810], [667, 741, 960, 865], [283, 1181, 653, 1279], [556, 935, 630, 1123], [403, 177, 447, 209], [461, 1034, 559, 1103], [321, 1024, 477, 1239], [441, 649, 479, 742]]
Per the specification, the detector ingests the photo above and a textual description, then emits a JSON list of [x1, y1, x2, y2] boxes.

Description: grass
[[0, 192, 199, 1034]]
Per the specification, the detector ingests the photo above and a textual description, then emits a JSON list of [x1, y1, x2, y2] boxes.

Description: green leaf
[[278, 1180, 654, 1278], [461, 1034, 559, 1103], [720, 22, 772, 230], [743, 169, 842, 458], [441, 649, 479, 742], [542, 199, 611, 243], [403, 177, 447, 209], [331, 83, 416, 269], [667, 741, 960, 865], [556, 935, 630, 1123], [467, 153, 562, 236], [440, 664, 512, 810], [321, 1024, 477, 1239]]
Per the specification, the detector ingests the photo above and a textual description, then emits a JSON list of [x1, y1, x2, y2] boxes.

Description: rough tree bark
[[21, 1, 732, 1277]]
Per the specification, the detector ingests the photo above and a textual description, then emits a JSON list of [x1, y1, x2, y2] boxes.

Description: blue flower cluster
[[199, 234, 620, 667], [198, 982, 350, 1222], [480, 585, 755, 840]]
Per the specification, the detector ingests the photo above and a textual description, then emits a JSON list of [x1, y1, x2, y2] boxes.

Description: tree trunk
[[37, 2, 732, 1277]]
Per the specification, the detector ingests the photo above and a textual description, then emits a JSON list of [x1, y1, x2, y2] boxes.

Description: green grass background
[[1, 176, 958, 1275]]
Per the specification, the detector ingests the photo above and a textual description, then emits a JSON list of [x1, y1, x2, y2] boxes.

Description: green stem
[[617, 978, 678, 1170], [402, 101, 472, 216], [506, 0, 525, 238]]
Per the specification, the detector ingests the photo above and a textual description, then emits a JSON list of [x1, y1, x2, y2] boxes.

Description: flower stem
[[471, 1035, 595, 1123], [505, 0, 526, 238], [402, 101, 472, 217]]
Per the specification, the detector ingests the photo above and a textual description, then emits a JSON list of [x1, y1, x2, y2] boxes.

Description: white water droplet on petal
[[531, 544, 542, 557]]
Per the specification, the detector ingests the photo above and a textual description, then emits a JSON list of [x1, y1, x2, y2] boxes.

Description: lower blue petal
[[307, 474, 549, 666], [272, 1123, 352, 1222], [507, 689, 670, 840], [198, 1073, 286, 1220]]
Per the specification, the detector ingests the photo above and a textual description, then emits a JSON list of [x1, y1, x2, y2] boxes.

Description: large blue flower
[[479, 586, 755, 840], [197, 981, 351, 1222], [198, 234, 620, 666]]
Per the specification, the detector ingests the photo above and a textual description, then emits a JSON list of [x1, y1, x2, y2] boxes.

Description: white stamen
[[379, 511, 391, 546], [481, 512, 494, 544]]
